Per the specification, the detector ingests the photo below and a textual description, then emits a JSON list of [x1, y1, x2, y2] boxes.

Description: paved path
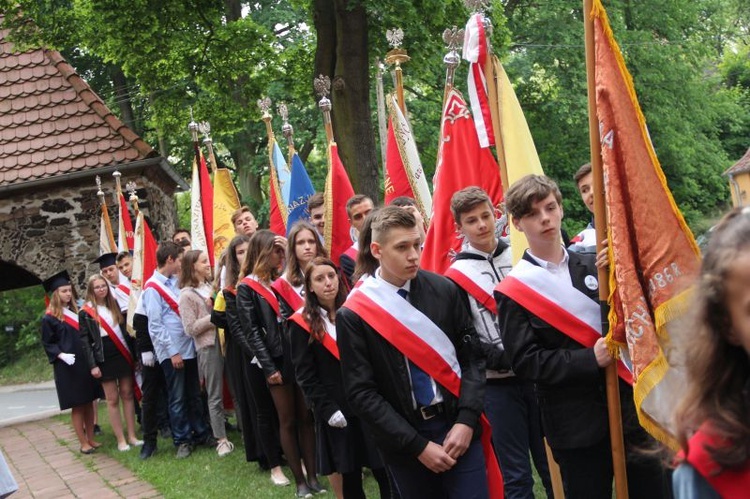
[[0, 418, 161, 498], [0, 382, 59, 427]]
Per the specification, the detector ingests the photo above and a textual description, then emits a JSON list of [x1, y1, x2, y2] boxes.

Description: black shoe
[[139, 442, 157, 460], [198, 435, 218, 448], [308, 482, 327, 495], [93, 424, 102, 436], [175, 443, 192, 459], [159, 427, 172, 440]]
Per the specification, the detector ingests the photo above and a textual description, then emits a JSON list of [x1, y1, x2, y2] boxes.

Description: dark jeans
[[161, 357, 210, 446], [387, 416, 488, 499], [484, 379, 553, 499], [140, 361, 170, 445]]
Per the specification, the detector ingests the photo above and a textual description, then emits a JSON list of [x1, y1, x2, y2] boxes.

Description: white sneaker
[[129, 439, 144, 447], [270, 469, 290, 486], [117, 443, 131, 452], [216, 440, 234, 457]]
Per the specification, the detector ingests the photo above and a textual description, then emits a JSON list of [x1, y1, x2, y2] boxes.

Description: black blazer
[[221, 288, 256, 361], [79, 308, 129, 370], [236, 281, 284, 377], [495, 250, 607, 449], [288, 319, 348, 422], [337, 270, 485, 465]]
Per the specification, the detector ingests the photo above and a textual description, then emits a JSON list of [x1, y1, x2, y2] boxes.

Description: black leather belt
[[416, 403, 445, 421]]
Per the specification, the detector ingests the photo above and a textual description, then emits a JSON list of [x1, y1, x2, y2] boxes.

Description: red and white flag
[[421, 89, 504, 274], [383, 94, 432, 223], [324, 143, 355, 266]]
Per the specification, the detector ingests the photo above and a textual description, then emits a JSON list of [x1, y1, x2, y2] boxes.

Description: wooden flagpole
[[583, 0, 629, 496], [385, 28, 409, 114], [96, 176, 117, 253]]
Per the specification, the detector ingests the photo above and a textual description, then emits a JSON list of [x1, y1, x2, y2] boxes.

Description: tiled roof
[[0, 27, 158, 188], [725, 147, 750, 176]]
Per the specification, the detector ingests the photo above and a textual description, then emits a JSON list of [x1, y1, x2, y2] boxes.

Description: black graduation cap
[[93, 252, 118, 269], [42, 270, 72, 294]]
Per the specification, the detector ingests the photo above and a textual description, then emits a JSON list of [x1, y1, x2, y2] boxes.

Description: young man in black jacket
[[337, 206, 496, 499], [495, 174, 670, 499]]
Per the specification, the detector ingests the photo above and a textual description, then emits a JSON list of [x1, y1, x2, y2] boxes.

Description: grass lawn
[[68, 404, 381, 498], [0, 349, 52, 385]]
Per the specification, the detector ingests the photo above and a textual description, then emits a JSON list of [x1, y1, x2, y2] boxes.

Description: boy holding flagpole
[[495, 174, 670, 498]]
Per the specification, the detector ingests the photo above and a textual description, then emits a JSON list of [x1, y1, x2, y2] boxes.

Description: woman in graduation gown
[[40, 271, 102, 454], [289, 257, 393, 499], [79, 274, 141, 452]]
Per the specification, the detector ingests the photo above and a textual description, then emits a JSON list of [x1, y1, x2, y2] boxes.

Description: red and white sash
[[50, 307, 80, 330], [342, 277, 504, 497], [241, 275, 280, 316], [271, 276, 304, 313], [143, 277, 180, 317], [495, 259, 633, 384], [342, 242, 358, 261], [82, 304, 142, 400], [445, 264, 497, 314], [289, 308, 340, 360], [117, 283, 131, 296]]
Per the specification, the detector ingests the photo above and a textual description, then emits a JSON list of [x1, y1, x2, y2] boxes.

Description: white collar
[[375, 268, 411, 294], [527, 246, 569, 272]]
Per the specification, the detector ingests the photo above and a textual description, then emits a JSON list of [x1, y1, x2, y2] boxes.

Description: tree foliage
[[1, 0, 746, 233]]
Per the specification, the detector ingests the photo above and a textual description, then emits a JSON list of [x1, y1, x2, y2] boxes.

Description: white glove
[[58, 353, 75, 366], [141, 351, 155, 367], [327, 410, 347, 428]]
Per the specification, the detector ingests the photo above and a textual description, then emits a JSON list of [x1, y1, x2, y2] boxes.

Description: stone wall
[[0, 173, 177, 292]]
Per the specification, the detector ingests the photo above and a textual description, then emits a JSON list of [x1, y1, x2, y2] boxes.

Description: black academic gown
[[41, 313, 102, 410]]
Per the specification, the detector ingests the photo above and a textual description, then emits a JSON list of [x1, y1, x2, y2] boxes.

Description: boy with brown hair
[[445, 186, 551, 499], [495, 174, 670, 498]]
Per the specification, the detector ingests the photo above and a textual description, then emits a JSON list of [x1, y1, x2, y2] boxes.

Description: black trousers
[[140, 361, 169, 445], [552, 434, 672, 499]]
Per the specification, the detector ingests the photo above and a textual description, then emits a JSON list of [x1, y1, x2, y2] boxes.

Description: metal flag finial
[[314, 75, 332, 113], [188, 108, 199, 142], [443, 26, 465, 70], [198, 121, 211, 143], [126, 181, 138, 202], [386, 27, 404, 49], [95, 175, 105, 203], [278, 103, 294, 145], [464, 0, 488, 13], [314, 75, 331, 99], [257, 97, 272, 122]]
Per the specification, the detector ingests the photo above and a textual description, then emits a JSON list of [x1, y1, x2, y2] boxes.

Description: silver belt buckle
[[420, 406, 435, 420]]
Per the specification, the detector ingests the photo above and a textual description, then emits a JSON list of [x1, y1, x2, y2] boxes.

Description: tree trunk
[[313, 0, 380, 199], [224, 0, 262, 207], [230, 131, 264, 210], [109, 65, 139, 134]]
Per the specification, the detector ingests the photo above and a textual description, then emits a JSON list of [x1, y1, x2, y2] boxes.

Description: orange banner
[[593, 0, 701, 448]]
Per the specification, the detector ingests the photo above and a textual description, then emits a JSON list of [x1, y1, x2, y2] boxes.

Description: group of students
[[39, 168, 750, 498]]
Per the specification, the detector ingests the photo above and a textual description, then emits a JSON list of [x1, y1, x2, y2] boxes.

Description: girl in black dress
[[237, 230, 323, 498], [79, 274, 141, 452], [289, 257, 392, 499], [40, 271, 102, 454]]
